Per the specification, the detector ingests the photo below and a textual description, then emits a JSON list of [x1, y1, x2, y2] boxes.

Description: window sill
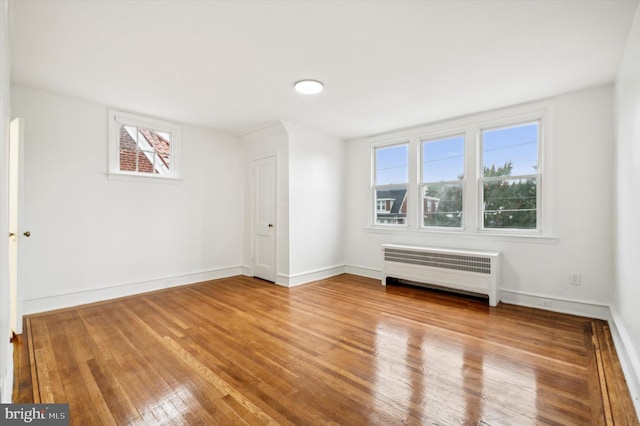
[[363, 225, 557, 244], [107, 172, 182, 185]]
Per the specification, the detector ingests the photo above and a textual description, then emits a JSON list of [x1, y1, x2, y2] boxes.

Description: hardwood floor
[[14, 274, 639, 425]]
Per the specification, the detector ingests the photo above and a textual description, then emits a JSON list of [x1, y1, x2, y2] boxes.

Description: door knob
[[268, 224, 274, 228], [23, 231, 31, 237], [9, 232, 15, 237]]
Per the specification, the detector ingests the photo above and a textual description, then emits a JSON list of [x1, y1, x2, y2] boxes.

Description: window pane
[[375, 187, 407, 225], [423, 184, 463, 227], [375, 144, 408, 185], [422, 135, 464, 182], [118, 125, 172, 175], [137, 150, 155, 174], [144, 128, 172, 173], [483, 178, 537, 229], [483, 123, 538, 177], [119, 125, 137, 172]]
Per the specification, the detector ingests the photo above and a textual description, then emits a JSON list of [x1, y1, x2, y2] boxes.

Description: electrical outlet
[[570, 273, 581, 286]]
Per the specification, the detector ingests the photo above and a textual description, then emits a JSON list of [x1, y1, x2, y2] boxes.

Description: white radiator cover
[[381, 244, 501, 306]]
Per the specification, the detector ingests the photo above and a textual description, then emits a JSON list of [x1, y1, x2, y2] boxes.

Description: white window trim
[[108, 109, 182, 183], [365, 98, 556, 239]]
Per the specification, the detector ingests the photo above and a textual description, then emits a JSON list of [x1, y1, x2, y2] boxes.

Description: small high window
[[108, 110, 181, 181]]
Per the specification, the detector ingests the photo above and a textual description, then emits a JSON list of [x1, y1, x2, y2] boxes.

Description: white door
[[8, 118, 25, 334], [252, 156, 276, 282]]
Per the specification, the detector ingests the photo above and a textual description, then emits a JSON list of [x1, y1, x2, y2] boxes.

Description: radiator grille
[[384, 248, 491, 274]]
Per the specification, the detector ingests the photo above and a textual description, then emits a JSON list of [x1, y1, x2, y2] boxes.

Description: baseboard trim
[[276, 265, 346, 287], [344, 265, 381, 281], [22, 266, 243, 315], [499, 289, 610, 319], [241, 264, 252, 277], [608, 307, 640, 418]]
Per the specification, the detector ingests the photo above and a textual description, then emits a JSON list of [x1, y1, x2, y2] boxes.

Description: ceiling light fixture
[[294, 79, 324, 95]]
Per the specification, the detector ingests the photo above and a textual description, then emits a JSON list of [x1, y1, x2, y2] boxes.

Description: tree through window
[[481, 122, 539, 230]]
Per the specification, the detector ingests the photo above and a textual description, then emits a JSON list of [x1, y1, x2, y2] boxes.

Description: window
[[421, 135, 465, 228], [480, 122, 539, 230], [373, 143, 408, 225], [368, 100, 553, 237], [108, 110, 181, 181], [119, 125, 170, 175]]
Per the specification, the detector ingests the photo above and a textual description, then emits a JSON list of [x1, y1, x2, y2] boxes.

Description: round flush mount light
[[294, 79, 324, 95]]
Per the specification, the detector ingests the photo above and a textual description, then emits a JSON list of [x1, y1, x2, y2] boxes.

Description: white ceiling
[[9, 0, 639, 139]]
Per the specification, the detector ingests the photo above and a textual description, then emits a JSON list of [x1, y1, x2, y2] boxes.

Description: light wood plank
[[15, 274, 639, 425]]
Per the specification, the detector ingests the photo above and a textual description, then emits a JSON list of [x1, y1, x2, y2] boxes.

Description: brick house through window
[[119, 125, 171, 175]]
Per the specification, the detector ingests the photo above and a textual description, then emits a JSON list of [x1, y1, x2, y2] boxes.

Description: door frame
[[251, 154, 278, 282], [9, 117, 24, 335]]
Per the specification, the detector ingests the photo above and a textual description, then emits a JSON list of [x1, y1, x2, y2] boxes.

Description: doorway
[[252, 156, 276, 282]]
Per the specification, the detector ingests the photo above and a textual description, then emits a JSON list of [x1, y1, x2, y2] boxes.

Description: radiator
[[381, 244, 500, 306]]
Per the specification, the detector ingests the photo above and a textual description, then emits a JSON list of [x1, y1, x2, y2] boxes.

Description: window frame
[[419, 133, 466, 230], [477, 114, 546, 236], [366, 99, 555, 239], [108, 109, 182, 183], [371, 140, 410, 227]]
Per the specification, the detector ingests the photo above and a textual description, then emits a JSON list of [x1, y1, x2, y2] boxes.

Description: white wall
[[614, 4, 640, 412], [0, 0, 12, 403], [242, 121, 346, 286], [345, 85, 614, 318], [284, 122, 346, 285], [11, 85, 245, 313]]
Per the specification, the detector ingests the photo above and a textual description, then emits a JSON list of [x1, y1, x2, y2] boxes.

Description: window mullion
[[407, 136, 419, 229]]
